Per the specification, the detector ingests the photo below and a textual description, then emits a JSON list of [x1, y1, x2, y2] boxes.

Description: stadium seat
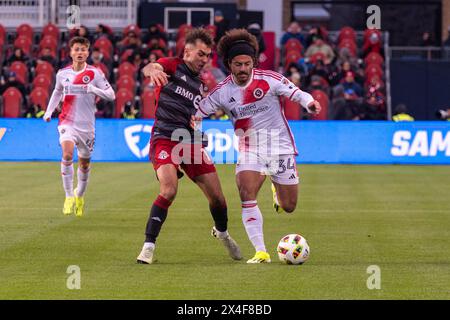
[[205, 25, 217, 38], [284, 38, 303, 53], [201, 70, 218, 93], [16, 23, 34, 41], [32, 74, 53, 92], [118, 62, 137, 79], [2, 87, 23, 117], [311, 90, 329, 120], [116, 75, 136, 93], [365, 64, 384, 78], [94, 37, 113, 54], [309, 52, 327, 65], [97, 47, 112, 63], [364, 52, 384, 66], [120, 49, 134, 63], [115, 88, 134, 118], [141, 89, 157, 119], [338, 39, 358, 56], [177, 24, 192, 40], [93, 62, 109, 79], [39, 35, 58, 52], [176, 38, 185, 57], [42, 23, 60, 41], [13, 36, 33, 55], [123, 24, 141, 37], [10, 61, 28, 84], [35, 61, 55, 79], [338, 26, 356, 44], [29, 87, 49, 109], [282, 97, 302, 120], [0, 24, 6, 41]]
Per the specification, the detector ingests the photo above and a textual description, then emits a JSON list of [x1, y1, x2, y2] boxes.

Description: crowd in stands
[[280, 21, 387, 120], [0, 19, 388, 121]]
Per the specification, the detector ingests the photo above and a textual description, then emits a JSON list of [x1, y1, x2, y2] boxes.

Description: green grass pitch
[[0, 162, 449, 299]]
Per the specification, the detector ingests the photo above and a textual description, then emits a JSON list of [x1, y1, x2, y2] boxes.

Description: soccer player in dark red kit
[[136, 28, 242, 264]]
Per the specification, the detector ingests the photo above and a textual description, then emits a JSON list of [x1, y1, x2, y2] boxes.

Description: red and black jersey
[[151, 57, 205, 144]]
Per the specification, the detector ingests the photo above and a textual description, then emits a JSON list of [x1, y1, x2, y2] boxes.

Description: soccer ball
[[277, 234, 310, 265]]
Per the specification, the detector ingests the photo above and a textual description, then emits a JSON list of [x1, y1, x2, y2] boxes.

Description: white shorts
[[58, 125, 95, 159], [236, 152, 299, 185]]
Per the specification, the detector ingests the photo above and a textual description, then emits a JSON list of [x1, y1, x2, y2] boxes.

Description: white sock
[[76, 166, 90, 197], [61, 159, 74, 197], [242, 200, 266, 252], [143, 242, 155, 250]]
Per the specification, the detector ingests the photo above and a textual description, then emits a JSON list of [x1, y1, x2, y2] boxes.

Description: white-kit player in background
[[43, 36, 115, 216], [192, 29, 321, 263]]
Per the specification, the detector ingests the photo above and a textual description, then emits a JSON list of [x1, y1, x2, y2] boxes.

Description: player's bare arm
[[141, 62, 169, 86]]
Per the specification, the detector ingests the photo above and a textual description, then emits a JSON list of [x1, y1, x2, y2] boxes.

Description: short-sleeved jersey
[[151, 57, 205, 144], [197, 68, 314, 155], [56, 64, 111, 132]]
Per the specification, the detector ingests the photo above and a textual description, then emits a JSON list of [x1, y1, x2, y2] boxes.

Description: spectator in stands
[[74, 25, 93, 43], [38, 47, 57, 68], [420, 31, 433, 46], [121, 101, 140, 119], [119, 31, 142, 55], [304, 35, 335, 65], [331, 60, 363, 87], [392, 104, 414, 122], [307, 59, 330, 83], [130, 50, 144, 69], [6, 48, 29, 66], [330, 85, 350, 120], [142, 23, 168, 47], [305, 25, 327, 48], [289, 72, 302, 89], [0, 71, 27, 98], [247, 23, 266, 54], [146, 37, 167, 56], [94, 24, 114, 42], [24, 103, 45, 118], [362, 89, 386, 120], [214, 10, 230, 44], [341, 71, 363, 98], [280, 21, 306, 49], [148, 52, 159, 63], [307, 75, 329, 96]]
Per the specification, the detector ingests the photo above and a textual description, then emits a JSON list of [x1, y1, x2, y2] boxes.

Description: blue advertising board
[[0, 119, 449, 164]]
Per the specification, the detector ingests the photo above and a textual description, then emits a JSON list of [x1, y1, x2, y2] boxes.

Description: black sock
[[145, 195, 171, 243], [210, 204, 228, 232]]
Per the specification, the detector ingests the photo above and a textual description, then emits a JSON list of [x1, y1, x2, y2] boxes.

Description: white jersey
[[52, 64, 112, 132], [197, 68, 314, 155]]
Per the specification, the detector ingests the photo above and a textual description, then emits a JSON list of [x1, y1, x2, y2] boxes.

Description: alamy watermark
[[66, 265, 81, 290], [366, 265, 381, 290]]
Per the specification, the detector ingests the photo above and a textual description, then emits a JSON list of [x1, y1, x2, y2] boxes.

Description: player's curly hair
[[69, 36, 90, 48], [185, 28, 214, 47], [217, 28, 259, 70]]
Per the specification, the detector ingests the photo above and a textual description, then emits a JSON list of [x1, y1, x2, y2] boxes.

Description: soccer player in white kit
[[192, 29, 321, 263], [43, 36, 115, 216]]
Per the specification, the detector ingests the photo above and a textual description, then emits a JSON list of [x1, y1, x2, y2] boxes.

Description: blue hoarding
[[0, 119, 449, 164]]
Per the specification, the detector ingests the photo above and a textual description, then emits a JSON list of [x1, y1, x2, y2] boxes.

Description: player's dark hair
[[69, 36, 90, 48], [217, 28, 259, 70], [185, 28, 214, 47]]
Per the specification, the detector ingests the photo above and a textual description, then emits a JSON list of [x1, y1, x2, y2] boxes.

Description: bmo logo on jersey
[[174, 86, 202, 108], [124, 125, 152, 159]]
